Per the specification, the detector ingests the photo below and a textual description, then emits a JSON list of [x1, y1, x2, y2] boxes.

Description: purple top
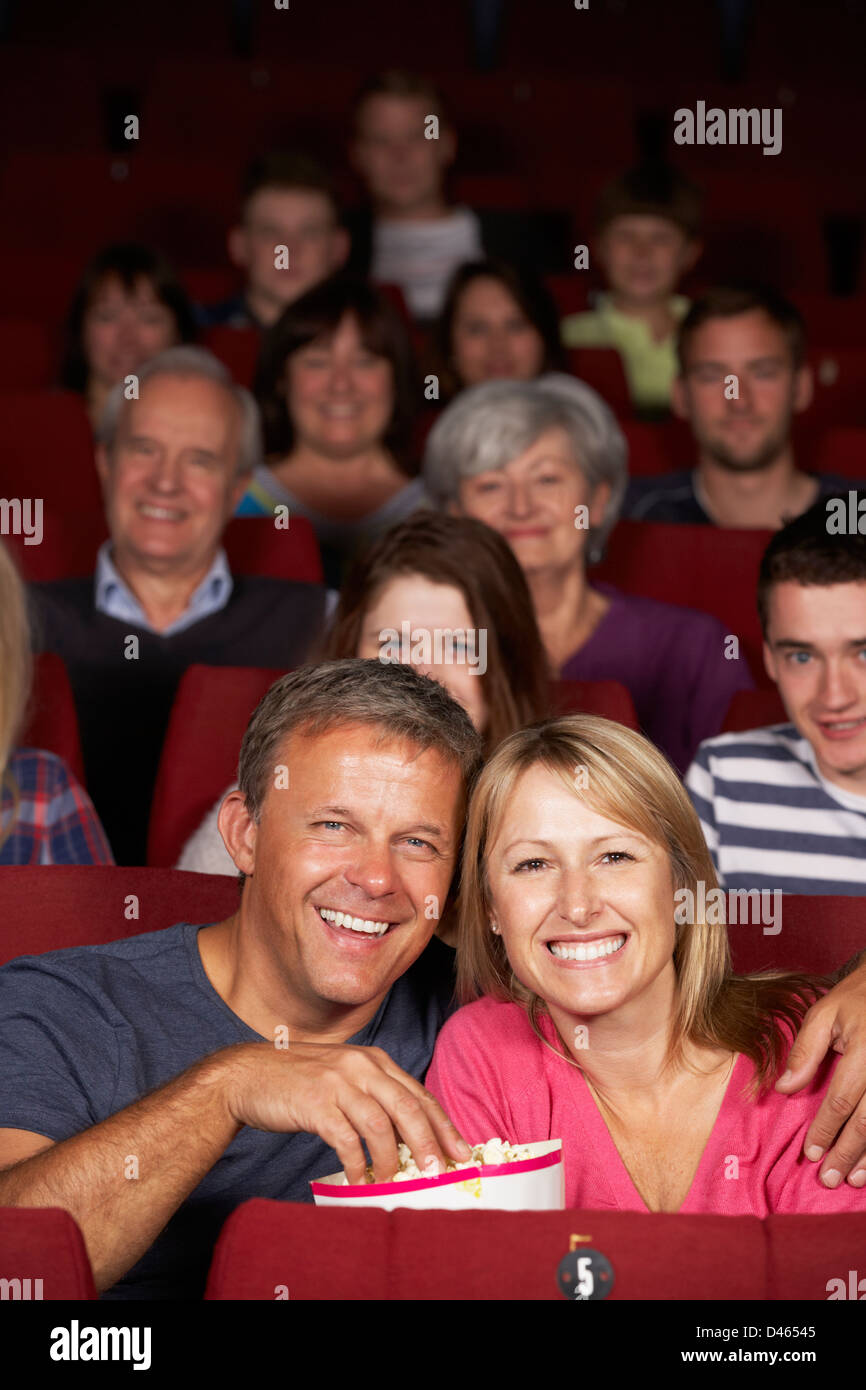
[[559, 583, 754, 773]]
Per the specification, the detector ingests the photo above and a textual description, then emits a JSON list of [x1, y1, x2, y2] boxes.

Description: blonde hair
[[457, 714, 822, 1094], [0, 542, 33, 848]]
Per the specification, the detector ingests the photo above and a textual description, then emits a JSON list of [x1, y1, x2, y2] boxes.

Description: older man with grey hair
[[423, 373, 754, 772], [30, 347, 327, 863]]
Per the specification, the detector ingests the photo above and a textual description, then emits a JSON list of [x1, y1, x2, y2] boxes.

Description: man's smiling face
[[241, 722, 465, 1011]]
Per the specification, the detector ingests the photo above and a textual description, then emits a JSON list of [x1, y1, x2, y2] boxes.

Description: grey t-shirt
[[0, 922, 458, 1300]]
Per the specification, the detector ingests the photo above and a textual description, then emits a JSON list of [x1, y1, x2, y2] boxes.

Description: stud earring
[[490, 921, 500, 934]]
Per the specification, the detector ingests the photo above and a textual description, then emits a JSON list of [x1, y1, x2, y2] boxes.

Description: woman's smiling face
[[484, 763, 679, 1023]]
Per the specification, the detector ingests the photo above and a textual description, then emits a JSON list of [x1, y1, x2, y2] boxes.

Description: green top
[[561, 293, 690, 410]]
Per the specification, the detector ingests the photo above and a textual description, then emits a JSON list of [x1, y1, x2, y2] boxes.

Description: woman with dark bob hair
[[238, 273, 426, 586], [433, 258, 566, 400], [60, 243, 196, 427]]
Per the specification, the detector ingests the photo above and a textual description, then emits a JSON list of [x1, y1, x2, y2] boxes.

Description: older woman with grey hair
[[423, 374, 753, 771]]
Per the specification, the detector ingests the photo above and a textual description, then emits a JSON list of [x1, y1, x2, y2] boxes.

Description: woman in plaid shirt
[[0, 543, 112, 866]]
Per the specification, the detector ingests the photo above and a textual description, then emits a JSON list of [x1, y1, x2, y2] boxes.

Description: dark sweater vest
[[30, 575, 326, 865]]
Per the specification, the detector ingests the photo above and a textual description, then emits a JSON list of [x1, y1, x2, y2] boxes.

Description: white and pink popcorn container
[[310, 1139, 564, 1210]]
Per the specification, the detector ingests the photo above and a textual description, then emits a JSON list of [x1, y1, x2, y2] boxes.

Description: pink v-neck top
[[425, 997, 865, 1214]]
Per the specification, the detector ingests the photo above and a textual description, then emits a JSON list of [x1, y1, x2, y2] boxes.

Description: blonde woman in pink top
[[426, 715, 866, 1214]]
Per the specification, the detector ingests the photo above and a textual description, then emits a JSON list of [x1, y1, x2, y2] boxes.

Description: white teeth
[[548, 935, 626, 962], [825, 721, 863, 730], [318, 907, 391, 936], [140, 505, 183, 520]]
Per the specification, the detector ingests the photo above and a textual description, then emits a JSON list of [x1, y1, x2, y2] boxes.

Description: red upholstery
[[552, 679, 639, 730], [147, 665, 283, 867], [200, 325, 260, 388], [0, 390, 102, 517], [722, 688, 786, 733], [567, 346, 631, 417], [620, 418, 694, 476], [727, 895, 866, 978], [0, 320, 56, 389], [2, 506, 107, 584], [593, 521, 773, 687], [210, 1198, 866, 1300], [0, 1207, 97, 1300], [811, 425, 866, 479], [0, 867, 239, 968], [766, 1214, 866, 1300], [807, 348, 866, 429], [20, 653, 85, 786], [223, 515, 323, 584], [544, 273, 591, 317], [148, 669, 643, 867]]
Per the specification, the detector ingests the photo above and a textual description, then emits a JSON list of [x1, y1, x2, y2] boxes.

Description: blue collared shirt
[[94, 542, 234, 637]]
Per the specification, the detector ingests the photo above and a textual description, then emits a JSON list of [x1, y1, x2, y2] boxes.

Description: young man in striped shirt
[[686, 492, 866, 893]]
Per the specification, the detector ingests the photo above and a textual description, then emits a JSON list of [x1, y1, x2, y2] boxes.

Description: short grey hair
[[238, 659, 484, 824], [422, 373, 629, 561], [96, 346, 263, 478]]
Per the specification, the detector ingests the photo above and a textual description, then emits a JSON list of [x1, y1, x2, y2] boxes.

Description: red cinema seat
[[620, 418, 694, 477], [567, 347, 632, 417], [201, 325, 260, 388], [182, 267, 241, 306], [808, 348, 866, 428], [767, 1214, 866, 1301], [205, 1199, 767, 1300], [20, 653, 85, 786], [0, 320, 56, 390], [551, 679, 639, 730], [727, 895, 866, 978], [0, 1208, 97, 1300], [810, 426, 866, 480], [147, 665, 283, 867], [722, 688, 786, 733], [545, 273, 591, 317], [0, 866, 239, 968], [593, 521, 773, 687], [0, 390, 102, 517], [3, 506, 106, 584], [223, 515, 323, 584]]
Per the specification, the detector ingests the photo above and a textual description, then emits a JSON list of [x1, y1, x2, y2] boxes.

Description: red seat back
[[147, 665, 284, 867], [551, 679, 639, 730], [594, 521, 773, 687], [0, 1208, 97, 1300], [767, 1214, 866, 1300], [0, 390, 101, 516], [0, 866, 240, 968], [727, 895, 866, 977], [567, 347, 632, 417], [205, 1199, 767, 1300], [200, 325, 260, 388], [0, 320, 56, 390], [722, 688, 786, 733], [2, 506, 106, 583], [223, 516, 323, 584], [20, 653, 85, 786], [810, 425, 866, 480], [620, 418, 694, 477], [148, 671, 641, 868]]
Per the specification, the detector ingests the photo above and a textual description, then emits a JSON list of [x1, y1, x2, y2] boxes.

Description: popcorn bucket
[[311, 1139, 564, 1210]]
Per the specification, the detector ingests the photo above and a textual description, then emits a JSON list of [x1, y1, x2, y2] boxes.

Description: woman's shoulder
[[436, 995, 539, 1051], [7, 747, 74, 791]]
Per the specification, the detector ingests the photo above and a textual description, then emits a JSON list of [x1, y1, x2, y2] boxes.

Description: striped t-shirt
[[685, 724, 866, 894]]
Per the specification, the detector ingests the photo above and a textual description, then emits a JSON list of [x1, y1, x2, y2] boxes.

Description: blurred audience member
[[30, 348, 326, 864], [240, 275, 426, 587], [198, 151, 350, 331], [178, 512, 551, 877], [0, 542, 112, 865], [625, 287, 858, 527], [60, 243, 195, 429], [424, 375, 753, 771], [561, 165, 702, 415], [687, 496, 866, 894], [433, 259, 565, 399], [346, 70, 564, 321]]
